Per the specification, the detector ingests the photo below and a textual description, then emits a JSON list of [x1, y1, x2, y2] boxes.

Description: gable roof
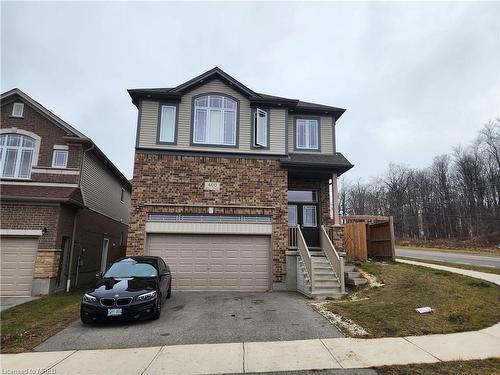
[[1, 88, 132, 190], [1, 88, 88, 139], [128, 67, 346, 119]]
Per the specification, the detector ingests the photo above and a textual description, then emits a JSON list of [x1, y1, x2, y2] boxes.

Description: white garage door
[[147, 234, 270, 291], [1, 237, 38, 296]]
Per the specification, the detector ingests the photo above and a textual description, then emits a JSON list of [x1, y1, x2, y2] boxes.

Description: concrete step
[[311, 291, 344, 300], [345, 271, 361, 278], [314, 269, 336, 276], [346, 278, 368, 286], [313, 274, 337, 281], [312, 263, 332, 269], [344, 265, 356, 272], [312, 257, 330, 263], [314, 281, 340, 288]]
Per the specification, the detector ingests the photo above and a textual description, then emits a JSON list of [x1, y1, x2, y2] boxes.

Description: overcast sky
[[2, 1, 499, 181]]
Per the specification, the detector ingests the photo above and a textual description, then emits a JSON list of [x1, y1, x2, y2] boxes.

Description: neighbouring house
[[0, 89, 131, 296], [127, 67, 353, 297]]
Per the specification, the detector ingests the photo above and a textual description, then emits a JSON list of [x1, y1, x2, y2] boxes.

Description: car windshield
[[104, 260, 158, 278]]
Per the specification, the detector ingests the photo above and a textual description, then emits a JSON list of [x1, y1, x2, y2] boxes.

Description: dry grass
[[376, 358, 500, 375], [0, 291, 83, 353], [324, 261, 500, 337]]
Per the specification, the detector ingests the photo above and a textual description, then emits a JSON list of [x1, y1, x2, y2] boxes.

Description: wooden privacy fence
[[341, 216, 395, 260]]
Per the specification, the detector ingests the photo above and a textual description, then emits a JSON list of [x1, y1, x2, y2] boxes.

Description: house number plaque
[[204, 181, 220, 191]]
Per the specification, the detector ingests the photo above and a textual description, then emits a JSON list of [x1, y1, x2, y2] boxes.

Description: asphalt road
[[35, 291, 343, 352], [396, 247, 500, 269]]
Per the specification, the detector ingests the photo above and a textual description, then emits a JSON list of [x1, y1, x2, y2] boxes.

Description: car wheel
[[152, 296, 162, 320], [166, 284, 171, 299]]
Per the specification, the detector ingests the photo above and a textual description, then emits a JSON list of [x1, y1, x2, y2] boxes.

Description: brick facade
[[1, 100, 82, 172], [1, 96, 130, 295], [34, 251, 61, 278], [127, 153, 289, 282]]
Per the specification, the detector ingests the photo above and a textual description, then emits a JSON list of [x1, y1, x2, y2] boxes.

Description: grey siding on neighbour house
[[288, 115, 334, 154], [80, 152, 131, 224], [137, 79, 287, 155]]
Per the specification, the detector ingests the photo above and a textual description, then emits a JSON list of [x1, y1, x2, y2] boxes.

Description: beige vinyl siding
[[80, 153, 131, 224], [288, 115, 334, 154], [137, 79, 286, 155]]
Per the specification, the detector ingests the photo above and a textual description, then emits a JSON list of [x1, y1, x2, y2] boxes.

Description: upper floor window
[[193, 94, 237, 146], [52, 147, 68, 168], [0, 134, 35, 179], [11, 103, 24, 118], [159, 105, 176, 143], [296, 118, 319, 150], [253, 108, 268, 148]]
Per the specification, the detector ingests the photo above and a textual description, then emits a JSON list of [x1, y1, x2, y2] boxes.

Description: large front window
[[193, 94, 237, 146], [0, 134, 35, 179]]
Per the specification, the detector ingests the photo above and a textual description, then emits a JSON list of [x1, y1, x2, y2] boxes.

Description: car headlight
[[83, 293, 97, 303], [137, 291, 157, 301]]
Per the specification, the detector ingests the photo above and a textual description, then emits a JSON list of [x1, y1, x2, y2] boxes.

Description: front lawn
[[324, 261, 500, 337], [376, 358, 500, 375], [1, 290, 83, 353]]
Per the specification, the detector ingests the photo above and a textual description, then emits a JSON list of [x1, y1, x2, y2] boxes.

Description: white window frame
[[303, 205, 317, 227], [0, 133, 35, 179], [11, 103, 24, 118], [296, 119, 319, 150], [159, 105, 176, 143], [254, 108, 268, 147], [193, 94, 237, 146], [288, 205, 297, 227], [52, 149, 68, 168]]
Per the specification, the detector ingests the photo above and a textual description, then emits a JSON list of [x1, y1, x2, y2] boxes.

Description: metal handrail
[[320, 225, 345, 294], [296, 225, 313, 290]]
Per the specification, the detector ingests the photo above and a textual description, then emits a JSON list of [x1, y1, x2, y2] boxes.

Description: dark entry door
[[288, 190, 320, 248], [297, 203, 319, 247]]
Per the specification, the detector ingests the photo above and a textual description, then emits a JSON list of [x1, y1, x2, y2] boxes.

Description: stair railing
[[296, 225, 313, 291], [320, 225, 345, 294]]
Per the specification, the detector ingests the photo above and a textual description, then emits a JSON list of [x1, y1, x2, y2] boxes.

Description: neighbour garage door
[[0, 237, 38, 296], [147, 234, 270, 291]]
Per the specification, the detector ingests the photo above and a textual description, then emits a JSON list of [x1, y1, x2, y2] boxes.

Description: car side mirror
[[96, 271, 103, 278], [160, 271, 169, 278]]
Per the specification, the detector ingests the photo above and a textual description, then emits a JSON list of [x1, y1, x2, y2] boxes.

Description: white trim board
[[0, 229, 42, 236], [0, 181, 79, 187], [145, 221, 273, 235]]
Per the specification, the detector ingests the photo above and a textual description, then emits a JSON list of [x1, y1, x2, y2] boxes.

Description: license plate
[[107, 308, 122, 317]]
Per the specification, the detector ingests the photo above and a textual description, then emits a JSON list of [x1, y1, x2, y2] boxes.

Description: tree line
[[339, 120, 500, 240]]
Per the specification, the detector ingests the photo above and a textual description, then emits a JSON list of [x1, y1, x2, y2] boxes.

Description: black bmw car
[[80, 256, 172, 324]]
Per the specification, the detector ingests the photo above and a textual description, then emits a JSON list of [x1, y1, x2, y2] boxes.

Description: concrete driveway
[[35, 291, 342, 351]]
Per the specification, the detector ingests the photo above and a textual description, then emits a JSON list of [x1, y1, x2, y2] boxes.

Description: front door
[[288, 190, 320, 247]]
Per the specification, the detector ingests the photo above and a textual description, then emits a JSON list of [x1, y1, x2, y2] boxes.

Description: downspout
[[66, 212, 78, 292], [66, 142, 94, 292]]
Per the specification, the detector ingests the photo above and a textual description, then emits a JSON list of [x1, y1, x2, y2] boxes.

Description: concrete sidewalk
[[2, 323, 500, 375], [3, 261, 499, 375], [396, 258, 500, 286]]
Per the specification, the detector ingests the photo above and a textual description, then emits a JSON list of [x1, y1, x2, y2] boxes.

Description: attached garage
[[147, 234, 271, 291], [0, 236, 38, 296]]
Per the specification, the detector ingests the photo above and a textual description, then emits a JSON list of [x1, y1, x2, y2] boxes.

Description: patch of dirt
[[311, 301, 369, 337]]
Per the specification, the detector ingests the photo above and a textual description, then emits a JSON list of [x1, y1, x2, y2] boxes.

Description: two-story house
[[0, 89, 131, 296], [127, 68, 353, 297]]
